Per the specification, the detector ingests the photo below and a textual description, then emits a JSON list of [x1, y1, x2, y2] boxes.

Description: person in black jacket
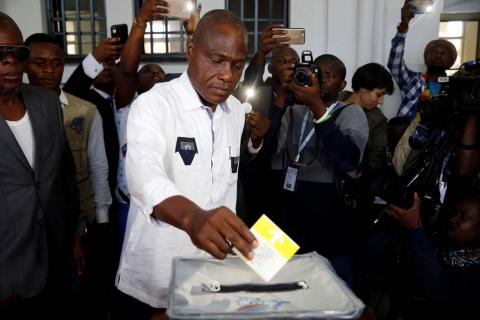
[[0, 12, 79, 319], [387, 191, 480, 319], [63, 39, 122, 194]]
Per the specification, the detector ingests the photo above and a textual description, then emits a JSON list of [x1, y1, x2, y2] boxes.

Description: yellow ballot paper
[[232, 214, 299, 282]]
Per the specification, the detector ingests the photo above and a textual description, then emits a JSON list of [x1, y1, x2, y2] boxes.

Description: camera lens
[[294, 67, 312, 86]]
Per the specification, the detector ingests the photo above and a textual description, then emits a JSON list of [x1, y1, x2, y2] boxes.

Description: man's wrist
[[133, 17, 147, 30], [310, 100, 326, 121], [397, 22, 409, 33]]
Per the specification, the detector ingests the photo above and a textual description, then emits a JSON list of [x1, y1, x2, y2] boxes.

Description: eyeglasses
[[0, 45, 30, 63]]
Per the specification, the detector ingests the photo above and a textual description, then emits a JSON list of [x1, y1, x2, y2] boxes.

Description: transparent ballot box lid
[[167, 252, 364, 319]]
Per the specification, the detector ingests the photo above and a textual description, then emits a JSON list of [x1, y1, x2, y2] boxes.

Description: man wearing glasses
[[0, 12, 78, 318]]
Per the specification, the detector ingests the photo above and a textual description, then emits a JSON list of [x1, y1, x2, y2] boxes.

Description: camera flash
[[246, 88, 255, 99], [425, 5, 433, 13], [185, 2, 194, 12]]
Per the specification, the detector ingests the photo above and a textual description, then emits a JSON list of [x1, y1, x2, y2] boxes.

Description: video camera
[[294, 50, 322, 86], [422, 59, 480, 118]]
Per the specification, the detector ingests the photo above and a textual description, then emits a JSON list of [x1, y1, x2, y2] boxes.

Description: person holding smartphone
[[389, 0, 458, 178], [387, 0, 457, 122]]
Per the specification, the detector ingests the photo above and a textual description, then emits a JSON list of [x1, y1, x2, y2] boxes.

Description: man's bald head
[[186, 9, 248, 108], [192, 9, 247, 50], [0, 12, 23, 43]]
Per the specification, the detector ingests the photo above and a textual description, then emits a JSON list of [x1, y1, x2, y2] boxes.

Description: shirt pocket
[[228, 145, 240, 174]]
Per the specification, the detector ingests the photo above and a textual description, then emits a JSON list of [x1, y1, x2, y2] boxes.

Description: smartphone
[[272, 28, 305, 45], [167, 0, 195, 20], [412, 0, 433, 14], [111, 24, 128, 44]]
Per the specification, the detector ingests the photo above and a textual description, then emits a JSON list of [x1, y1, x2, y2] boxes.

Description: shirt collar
[[59, 89, 69, 108], [178, 71, 231, 113], [91, 86, 111, 100]]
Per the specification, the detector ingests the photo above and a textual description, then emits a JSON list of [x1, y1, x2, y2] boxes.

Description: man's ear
[[186, 39, 194, 62]]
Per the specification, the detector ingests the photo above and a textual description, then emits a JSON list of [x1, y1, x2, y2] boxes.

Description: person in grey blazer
[[0, 12, 79, 318]]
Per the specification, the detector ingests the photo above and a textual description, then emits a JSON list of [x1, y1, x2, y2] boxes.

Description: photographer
[[387, 192, 480, 319], [388, 0, 457, 122], [265, 54, 369, 287], [234, 24, 298, 225]]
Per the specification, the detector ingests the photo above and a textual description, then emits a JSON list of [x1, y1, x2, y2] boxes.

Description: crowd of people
[[1, 0, 479, 319]]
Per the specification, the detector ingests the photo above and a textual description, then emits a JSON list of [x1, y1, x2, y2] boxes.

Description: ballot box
[[167, 252, 364, 319]]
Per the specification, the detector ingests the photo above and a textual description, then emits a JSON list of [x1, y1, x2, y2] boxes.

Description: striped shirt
[[387, 32, 426, 121]]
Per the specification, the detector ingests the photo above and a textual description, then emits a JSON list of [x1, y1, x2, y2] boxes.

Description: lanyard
[[295, 101, 341, 162], [295, 110, 315, 162]]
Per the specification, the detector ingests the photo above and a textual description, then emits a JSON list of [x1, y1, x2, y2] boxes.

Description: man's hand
[[386, 193, 422, 229], [259, 24, 289, 56], [185, 206, 258, 260], [273, 62, 295, 108], [398, 0, 415, 33], [288, 73, 326, 120], [137, 0, 169, 24], [183, 3, 202, 35], [247, 111, 270, 148], [92, 38, 123, 62]]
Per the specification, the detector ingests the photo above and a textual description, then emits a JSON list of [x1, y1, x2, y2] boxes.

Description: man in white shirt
[[115, 9, 265, 319]]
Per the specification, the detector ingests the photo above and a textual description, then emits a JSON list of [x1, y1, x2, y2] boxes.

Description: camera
[[294, 50, 321, 86], [424, 59, 480, 117]]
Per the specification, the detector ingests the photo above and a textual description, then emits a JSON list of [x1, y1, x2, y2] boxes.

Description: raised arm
[[114, 0, 168, 108], [243, 24, 288, 87], [114, 1, 201, 108], [387, 0, 419, 91], [63, 38, 122, 99]]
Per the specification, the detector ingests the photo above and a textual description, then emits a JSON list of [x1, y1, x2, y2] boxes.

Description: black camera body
[[294, 50, 321, 86], [426, 59, 480, 115]]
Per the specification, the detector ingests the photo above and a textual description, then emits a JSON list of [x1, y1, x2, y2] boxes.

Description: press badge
[[175, 137, 198, 165], [283, 166, 298, 192]]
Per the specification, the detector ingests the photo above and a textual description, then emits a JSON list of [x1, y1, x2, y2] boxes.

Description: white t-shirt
[[6, 111, 35, 168], [116, 72, 246, 308]]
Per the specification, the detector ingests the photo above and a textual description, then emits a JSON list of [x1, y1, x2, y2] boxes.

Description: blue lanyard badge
[[295, 110, 315, 162]]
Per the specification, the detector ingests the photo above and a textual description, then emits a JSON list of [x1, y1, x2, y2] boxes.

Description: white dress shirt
[[60, 90, 112, 223], [116, 72, 246, 308]]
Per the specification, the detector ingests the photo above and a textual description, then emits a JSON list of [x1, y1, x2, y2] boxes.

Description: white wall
[[0, 0, 48, 37], [0, 0, 466, 118]]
